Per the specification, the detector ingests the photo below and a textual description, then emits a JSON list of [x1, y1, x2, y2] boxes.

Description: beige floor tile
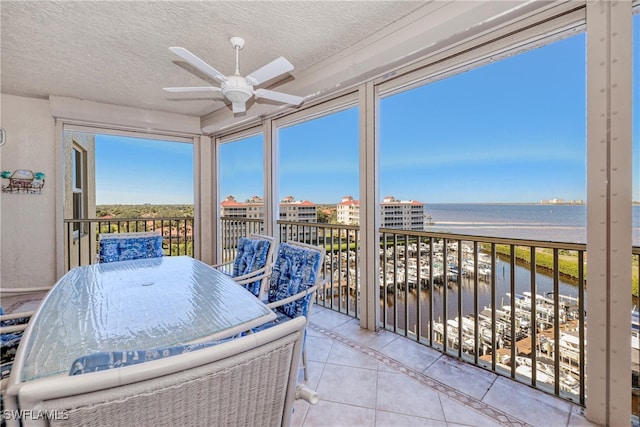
[[376, 370, 446, 421], [377, 335, 441, 372], [316, 363, 378, 408], [310, 307, 354, 330], [424, 357, 496, 400], [291, 400, 311, 427], [305, 334, 334, 363], [482, 376, 572, 426], [567, 406, 600, 427], [362, 329, 402, 351], [375, 409, 448, 426], [299, 360, 325, 391], [303, 400, 376, 427], [329, 318, 382, 344], [439, 395, 503, 427], [326, 341, 380, 371]]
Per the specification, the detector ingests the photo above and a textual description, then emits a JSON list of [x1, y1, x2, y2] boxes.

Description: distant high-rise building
[[337, 195, 360, 225], [337, 195, 427, 230], [220, 195, 264, 219], [380, 196, 427, 230], [279, 195, 317, 223], [221, 195, 317, 240]]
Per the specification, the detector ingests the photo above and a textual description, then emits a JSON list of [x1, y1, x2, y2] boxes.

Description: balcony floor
[[297, 306, 595, 427], [3, 294, 598, 426]]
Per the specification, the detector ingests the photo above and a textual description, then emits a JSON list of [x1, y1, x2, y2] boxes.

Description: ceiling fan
[[164, 37, 304, 114]]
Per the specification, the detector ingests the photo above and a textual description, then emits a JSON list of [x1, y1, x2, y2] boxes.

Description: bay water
[[424, 203, 640, 245], [384, 204, 640, 327]]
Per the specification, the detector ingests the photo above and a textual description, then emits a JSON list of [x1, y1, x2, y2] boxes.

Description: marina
[[320, 238, 639, 405]]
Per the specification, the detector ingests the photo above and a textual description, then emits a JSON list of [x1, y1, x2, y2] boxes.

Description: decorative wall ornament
[[1, 169, 45, 194]]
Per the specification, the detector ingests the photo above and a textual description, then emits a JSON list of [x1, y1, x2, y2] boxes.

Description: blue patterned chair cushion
[[267, 243, 322, 319], [232, 237, 271, 296], [0, 307, 30, 329], [99, 233, 163, 263], [0, 306, 28, 369], [0, 332, 23, 370], [69, 341, 222, 375]]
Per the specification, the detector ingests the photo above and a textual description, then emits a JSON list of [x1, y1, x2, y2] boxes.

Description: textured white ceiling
[[0, 1, 426, 118]]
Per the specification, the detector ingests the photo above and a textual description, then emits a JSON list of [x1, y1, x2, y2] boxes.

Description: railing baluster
[[457, 239, 463, 359], [578, 249, 585, 405], [473, 241, 479, 365], [428, 236, 434, 347], [553, 248, 560, 396], [510, 244, 516, 379], [443, 239, 448, 353], [491, 242, 497, 372], [530, 246, 537, 388]]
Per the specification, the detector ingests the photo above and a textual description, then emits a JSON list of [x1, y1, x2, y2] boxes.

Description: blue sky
[[95, 136, 194, 204], [98, 20, 639, 206]]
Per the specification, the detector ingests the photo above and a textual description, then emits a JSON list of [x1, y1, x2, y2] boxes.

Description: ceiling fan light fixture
[[222, 86, 252, 103], [221, 75, 253, 104]]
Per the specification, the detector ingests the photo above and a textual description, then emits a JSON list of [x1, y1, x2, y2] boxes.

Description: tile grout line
[[308, 321, 533, 427]]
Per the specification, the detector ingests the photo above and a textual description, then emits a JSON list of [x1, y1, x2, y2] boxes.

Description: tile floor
[[294, 306, 597, 427], [0, 293, 604, 426]]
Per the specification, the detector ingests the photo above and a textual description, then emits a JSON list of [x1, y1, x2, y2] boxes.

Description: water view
[[425, 203, 640, 245]]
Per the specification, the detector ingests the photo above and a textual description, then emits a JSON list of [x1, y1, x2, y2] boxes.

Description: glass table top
[[18, 256, 274, 381]]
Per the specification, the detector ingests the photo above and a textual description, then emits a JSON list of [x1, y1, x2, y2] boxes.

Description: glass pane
[[278, 107, 359, 219]]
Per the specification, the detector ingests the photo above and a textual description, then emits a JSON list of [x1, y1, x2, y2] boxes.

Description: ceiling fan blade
[[254, 89, 303, 106], [163, 86, 222, 93], [246, 57, 294, 86], [232, 102, 246, 114], [169, 47, 228, 83]]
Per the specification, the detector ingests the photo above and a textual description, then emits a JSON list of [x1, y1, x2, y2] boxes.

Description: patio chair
[[212, 233, 274, 298], [1, 308, 32, 386], [251, 241, 327, 380], [14, 316, 316, 427], [0, 286, 48, 391], [98, 231, 163, 263]]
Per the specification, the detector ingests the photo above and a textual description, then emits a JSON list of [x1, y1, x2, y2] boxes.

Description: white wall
[[0, 94, 57, 290]]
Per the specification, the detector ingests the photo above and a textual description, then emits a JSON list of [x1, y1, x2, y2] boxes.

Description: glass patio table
[[10, 256, 275, 383]]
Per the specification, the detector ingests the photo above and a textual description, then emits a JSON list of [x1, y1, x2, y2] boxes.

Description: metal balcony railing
[[222, 217, 639, 413], [63, 217, 194, 270]]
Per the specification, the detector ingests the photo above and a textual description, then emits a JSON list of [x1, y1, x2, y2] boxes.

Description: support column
[[195, 135, 215, 264], [585, 1, 632, 424], [359, 81, 380, 331], [264, 119, 277, 240]]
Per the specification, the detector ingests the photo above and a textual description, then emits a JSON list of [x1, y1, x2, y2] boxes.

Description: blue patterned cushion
[[0, 306, 30, 328], [250, 309, 295, 334], [69, 341, 222, 375], [0, 306, 28, 370], [99, 234, 163, 263], [0, 332, 22, 369], [232, 237, 271, 296], [266, 243, 322, 319]]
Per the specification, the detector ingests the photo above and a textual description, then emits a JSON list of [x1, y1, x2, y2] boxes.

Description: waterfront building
[[338, 195, 427, 231], [336, 195, 360, 225], [221, 195, 317, 241], [380, 196, 427, 231], [220, 195, 264, 219]]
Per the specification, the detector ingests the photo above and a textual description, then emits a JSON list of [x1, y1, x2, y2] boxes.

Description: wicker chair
[[98, 231, 164, 263], [212, 234, 275, 298], [1, 308, 32, 386], [1, 306, 36, 425], [1, 286, 49, 391], [251, 241, 327, 380], [13, 316, 316, 427]]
